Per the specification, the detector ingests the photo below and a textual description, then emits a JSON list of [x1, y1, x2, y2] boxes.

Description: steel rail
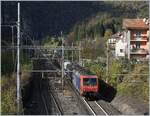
[[37, 58, 63, 115], [39, 79, 49, 114], [82, 98, 109, 116], [45, 60, 64, 114], [95, 101, 109, 116], [42, 79, 63, 115], [41, 93, 49, 114], [49, 92, 63, 115], [82, 98, 96, 116]]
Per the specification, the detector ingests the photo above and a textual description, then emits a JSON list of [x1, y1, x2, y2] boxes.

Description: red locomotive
[[80, 75, 99, 97], [65, 63, 99, 98]]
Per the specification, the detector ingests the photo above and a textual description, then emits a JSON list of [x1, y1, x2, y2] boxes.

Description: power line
[[1, 45, 80, 50]]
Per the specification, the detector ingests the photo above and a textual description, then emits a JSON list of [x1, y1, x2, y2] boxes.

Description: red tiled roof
[[123, 19, 149, 29]]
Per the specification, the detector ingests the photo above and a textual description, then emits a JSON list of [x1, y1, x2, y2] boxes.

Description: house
[[115, 34, 128, 58], [108, 32, 127, 58], [108, 32, 122, 57], [108, 32, 122, 47], [123, 18, 149, 60]]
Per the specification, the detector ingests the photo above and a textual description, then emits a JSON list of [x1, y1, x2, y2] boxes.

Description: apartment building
[[123, 18, 149, 60]]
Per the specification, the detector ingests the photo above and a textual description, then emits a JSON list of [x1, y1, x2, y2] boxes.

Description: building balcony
[[130, 48, 148, 54], [133, 34, 148, 37], [130, 38, 147, 42]]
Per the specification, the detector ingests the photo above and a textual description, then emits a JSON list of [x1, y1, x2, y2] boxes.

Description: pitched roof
[[123, 19, 149, 29]]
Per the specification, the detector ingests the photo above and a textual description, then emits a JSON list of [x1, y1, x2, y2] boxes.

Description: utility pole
[[61, 31, 64, 91], [17, 2, 20, 114], [67, 50, 68, 61], [106, 41, 109, 83], [72, 43, 73, 62], [79, 42, 81, 65], [11, 26, 15, 64], [127, 30, 130, 60], [148, 0, 150, 84]]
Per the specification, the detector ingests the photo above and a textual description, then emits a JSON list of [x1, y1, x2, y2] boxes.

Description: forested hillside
[[65, 1, 148, 59], [1, 1, 148, 42], [67, 1, 148, 44]]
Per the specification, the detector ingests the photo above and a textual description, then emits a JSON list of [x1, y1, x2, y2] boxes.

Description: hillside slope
[[1, 1, 148, 41]]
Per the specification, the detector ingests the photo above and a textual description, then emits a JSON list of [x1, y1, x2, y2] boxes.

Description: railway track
[[64, 76, 107, 115], [42, 56, 121, 115], [65, 75, 121, 115], [47, 61, 105, 115], [39, 78, 49, 114], [32, 58, 62, 115], [49, 91, 63, 115], [47, 61, 92, 115], [82, 98, 109, 116], [39, 77, 63, 115]]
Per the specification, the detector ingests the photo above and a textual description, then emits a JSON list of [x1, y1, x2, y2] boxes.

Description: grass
[[117, 63, 149, 102], [1, 75, 17, 114], [1, 63, 32, 114]]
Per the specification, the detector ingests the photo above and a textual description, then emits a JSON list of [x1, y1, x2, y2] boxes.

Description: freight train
[[64, 62, 99, 98]]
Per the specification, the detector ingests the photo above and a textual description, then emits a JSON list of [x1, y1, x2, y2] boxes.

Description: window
[[83, 78, 97, 86], [120, 49, 123, 53], [135, 31, 141, 41], [136, 41, 141, 48]]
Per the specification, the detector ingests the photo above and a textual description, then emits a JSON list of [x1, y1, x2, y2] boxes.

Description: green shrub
[[1, 76, 16, 114], [108, 60, 122, 87], [1, 62, 32, 114], [117, 63, 149, 101]]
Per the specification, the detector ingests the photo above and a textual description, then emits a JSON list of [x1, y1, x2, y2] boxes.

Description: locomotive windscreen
[[83, 78, 97, 86]]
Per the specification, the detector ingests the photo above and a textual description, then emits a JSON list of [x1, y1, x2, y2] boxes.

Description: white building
[[115, 37, 127, 58], [108, 32, 121, 47]]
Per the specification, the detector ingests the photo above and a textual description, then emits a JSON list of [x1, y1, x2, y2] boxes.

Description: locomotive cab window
[[83, 78, 97, 86]]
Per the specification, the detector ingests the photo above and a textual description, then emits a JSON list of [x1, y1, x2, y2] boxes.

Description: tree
[[108, 60, 122, 87], [1, 52, 14, 75], [41, 36, 59, 47], [104, 29, 113, 40]]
